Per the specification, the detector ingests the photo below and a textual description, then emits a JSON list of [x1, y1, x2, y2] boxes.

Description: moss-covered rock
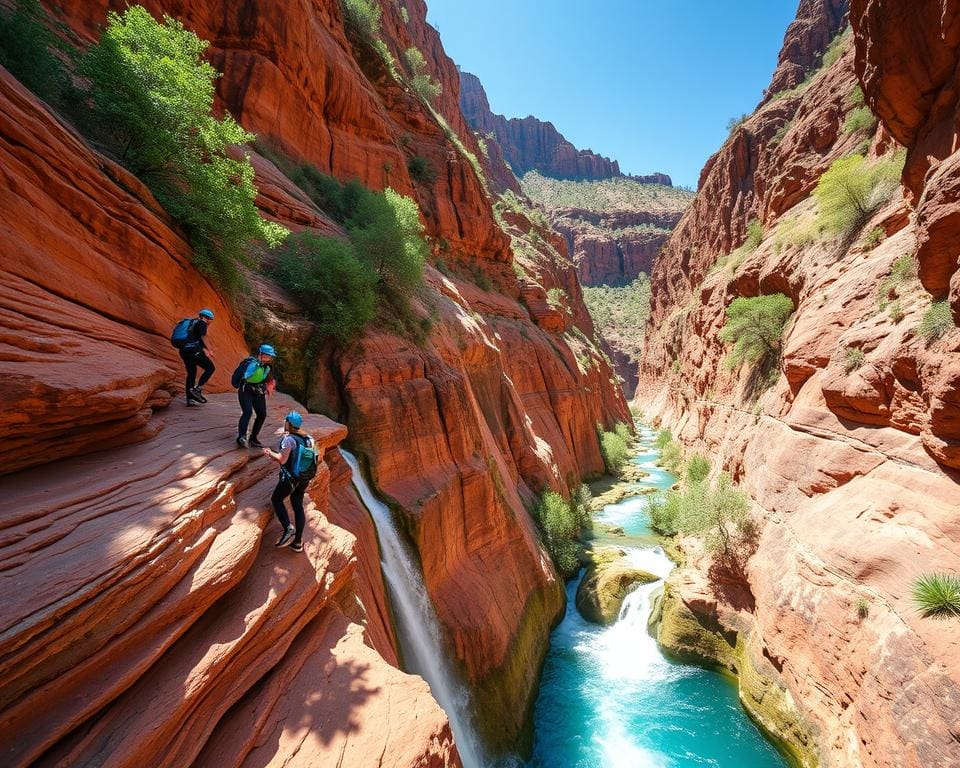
[[575, 555, 658, 624]]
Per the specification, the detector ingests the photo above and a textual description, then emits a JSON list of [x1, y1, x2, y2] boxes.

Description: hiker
[[171, 309, 215, 406], [263, 410, 317, 551], [232, 344, 276, 448]]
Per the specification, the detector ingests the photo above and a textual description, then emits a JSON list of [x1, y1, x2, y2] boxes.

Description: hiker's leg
[[237, 386, 253, 437], [196, 351, 215, 387], [180, 349, 197, 393], [290, 481, 307, 542], [271, 477, 293, 531], [250, 391, 267, 442]]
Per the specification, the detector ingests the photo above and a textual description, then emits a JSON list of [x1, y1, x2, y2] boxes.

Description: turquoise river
[[526, 425, 790, 768]]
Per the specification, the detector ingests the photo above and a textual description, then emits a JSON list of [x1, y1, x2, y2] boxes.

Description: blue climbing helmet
[[258, 344, 276, 357], [286, 410, 303, 428], [198, 309, 214, 319]]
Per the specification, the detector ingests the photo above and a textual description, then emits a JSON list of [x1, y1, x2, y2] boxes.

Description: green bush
[[271, 233, 376, 341], [535, 490, 590, 578], [849, 85, 865, 106], [655, 428, 673, 449], [911, 573, 960, 618], [660, 441, 683, 474], [686, 454, 711, 484], [0, 0, 71, 104], [718, 293, 795, 371], [80, 7, 287, 290], [341, 0, 381, 41], [843, 106, 877, 134], [614, 422, 632, 443], [403, 46, 442, 104], [887, 300, 905, 323], [918, 300, 954, 344], [821, 28, 849, 69], [598, 426, 630, 475], [856, 597, 870, 619], [289, 164, 367, 223], [407, 155, 437, 184], [843, 346, 866, 372], [863, 226, 886, 249], [813, 152, 904, 237]]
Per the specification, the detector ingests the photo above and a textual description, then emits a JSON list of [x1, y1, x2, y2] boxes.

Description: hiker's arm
[[264, 441, 293, 463]]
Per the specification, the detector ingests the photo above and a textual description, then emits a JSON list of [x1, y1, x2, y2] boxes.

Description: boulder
[[576, 556, 658, 625]]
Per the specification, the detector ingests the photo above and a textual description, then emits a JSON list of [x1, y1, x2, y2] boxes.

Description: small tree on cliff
[[80, 6, 286, 290], [718, 293, 794, 373]]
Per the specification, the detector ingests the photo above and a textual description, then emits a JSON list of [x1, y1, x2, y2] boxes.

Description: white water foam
[[341, 449, 485, 768]]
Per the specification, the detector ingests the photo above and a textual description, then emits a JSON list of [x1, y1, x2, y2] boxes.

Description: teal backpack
[[286, 434, 318, 481]]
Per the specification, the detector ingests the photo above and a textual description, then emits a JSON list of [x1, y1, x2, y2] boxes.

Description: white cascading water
[[341, 449, 486, 768]]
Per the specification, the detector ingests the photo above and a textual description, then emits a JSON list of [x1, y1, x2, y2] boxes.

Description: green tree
[[271, 233, 376, 341], [403, 46, 442, 105], [686, 454, 711, 484], [0, 0, 70, 104], [80, 7, 286, 289], [718, 293, 795, 370]]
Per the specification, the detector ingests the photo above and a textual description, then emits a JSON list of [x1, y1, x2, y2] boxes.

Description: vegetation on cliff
[[534, 487, 592, 578], [718, 293, 794, 378], [911, 573, 960, 618], [582, 276, 652, 366], [597, 422, 632, 475], [812, 151, 904, 237]]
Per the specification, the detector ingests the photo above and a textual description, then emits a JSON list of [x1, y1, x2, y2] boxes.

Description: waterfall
[[341, 449, 486, 768]]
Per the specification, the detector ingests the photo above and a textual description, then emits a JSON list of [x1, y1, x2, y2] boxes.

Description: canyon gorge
[[1, 0, 958, 767]]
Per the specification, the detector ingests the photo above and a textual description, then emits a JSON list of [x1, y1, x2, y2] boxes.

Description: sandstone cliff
[[1, 0, 631, 763], [636, 2, 960, 766]]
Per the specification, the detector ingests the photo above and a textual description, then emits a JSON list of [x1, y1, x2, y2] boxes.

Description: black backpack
[[231, 356, 256, 388]]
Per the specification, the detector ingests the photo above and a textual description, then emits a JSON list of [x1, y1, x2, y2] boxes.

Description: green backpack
[[286, 434, 318, 480]]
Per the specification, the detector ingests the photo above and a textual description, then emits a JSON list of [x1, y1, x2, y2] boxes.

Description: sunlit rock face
[[635, 0, 960, 765]]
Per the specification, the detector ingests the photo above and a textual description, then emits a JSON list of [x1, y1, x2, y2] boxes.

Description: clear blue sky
[[426, 0, 799, 189]]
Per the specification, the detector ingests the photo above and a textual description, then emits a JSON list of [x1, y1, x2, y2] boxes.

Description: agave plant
[[911, 573, 960, 618]]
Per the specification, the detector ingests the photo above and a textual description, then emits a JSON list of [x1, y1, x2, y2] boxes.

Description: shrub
[[863, 226, 886, 249], [727, 113, 749, 135], [655, 428, 673, 449], [598, 426, 630, 475], [856, 597, 870, 619], [660, 441, 683, 474], [271, 233, 376, 341], [80, 7, 287, 290], [0, 0, 71, 104], [890, 254, 919, 283], [686, 455, 711, 484], [888, 300, 905, 323], [911, 573, 960, 618], [813, 152, 904, 237], [843, 106, 877, 134], [341, 0, 381, 41], [843, 346, 866, 372], [718, 293, 795, 371], [821, 28, 849, 69], [535, 490, 590, 578], [918, 300, 954, 344], [407, 155, 437, 184], [770, 120, 792, 147], [849, 85, 865, 106], [289, 165, 367, 223], [614, 422, 632, 443], [404, 46, 442, 105], [547, 287, 567, 308]]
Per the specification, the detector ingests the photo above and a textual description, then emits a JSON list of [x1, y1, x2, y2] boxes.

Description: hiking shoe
[[187, 391, 204, 405], [236, 436, 248, 449], [290, 540, 304, 552], [190, 387, 208, 404], [275, 527, 296, 548], [249, 438, 265, 448]]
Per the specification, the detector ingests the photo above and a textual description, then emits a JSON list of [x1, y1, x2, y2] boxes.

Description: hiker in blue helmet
[[262, 409, 317, 552], [233, 343, 277, 448], [172, 309, 216, 406]]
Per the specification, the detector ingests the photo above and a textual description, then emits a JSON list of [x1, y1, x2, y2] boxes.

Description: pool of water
[[526, 426, 789, 768]]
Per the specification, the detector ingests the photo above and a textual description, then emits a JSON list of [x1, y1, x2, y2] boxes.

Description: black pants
[[179, 348, 215, 393], [272, 476, 306, 542], [237, 384, 267, 440]]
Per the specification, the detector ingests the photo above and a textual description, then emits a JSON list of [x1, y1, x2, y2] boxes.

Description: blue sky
[[426, 0, 799, 188]]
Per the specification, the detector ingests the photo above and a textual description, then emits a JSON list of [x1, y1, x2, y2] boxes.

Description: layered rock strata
[[635, 2, 960, 766]]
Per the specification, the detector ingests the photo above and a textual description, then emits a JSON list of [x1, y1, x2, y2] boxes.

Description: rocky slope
[[637, 1, 960, 766], [1, 0, 631, 764]]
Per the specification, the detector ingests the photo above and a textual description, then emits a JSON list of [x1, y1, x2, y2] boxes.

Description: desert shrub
[[773, 214, 822, 252], [890, 254, 919, 284], [843, 346, 866, 372], [770, 120, 792, 146], [911, 573, 960, 618], [849, 85, 865, 106], [918, 300, 954, 344], [686, 454, 711, 484], [887, 300, 905, 323], [655, 428, 673, 449], [856, 597, 870, 619], [399, 5, 409, 23], [863, 226, 886, 249], [403, 46, 442, 104], [598, 425, 630, 475], [535, 490, 589, 578], [813, 152, 904, 237], [718, 293, 795, 371], [727, 113, 749, 135], [843, 106, 877, 134], [272, 233, 376, 341], [546, 287, 567, 308], [0, 0, 71, 104], [614, 422, 632, 443], [81, 7, 287, 290], [821, 28, 849, 69], [660, 440, 683, 474], [341, 0, 381, 41], [407, 155, 437, 184]]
